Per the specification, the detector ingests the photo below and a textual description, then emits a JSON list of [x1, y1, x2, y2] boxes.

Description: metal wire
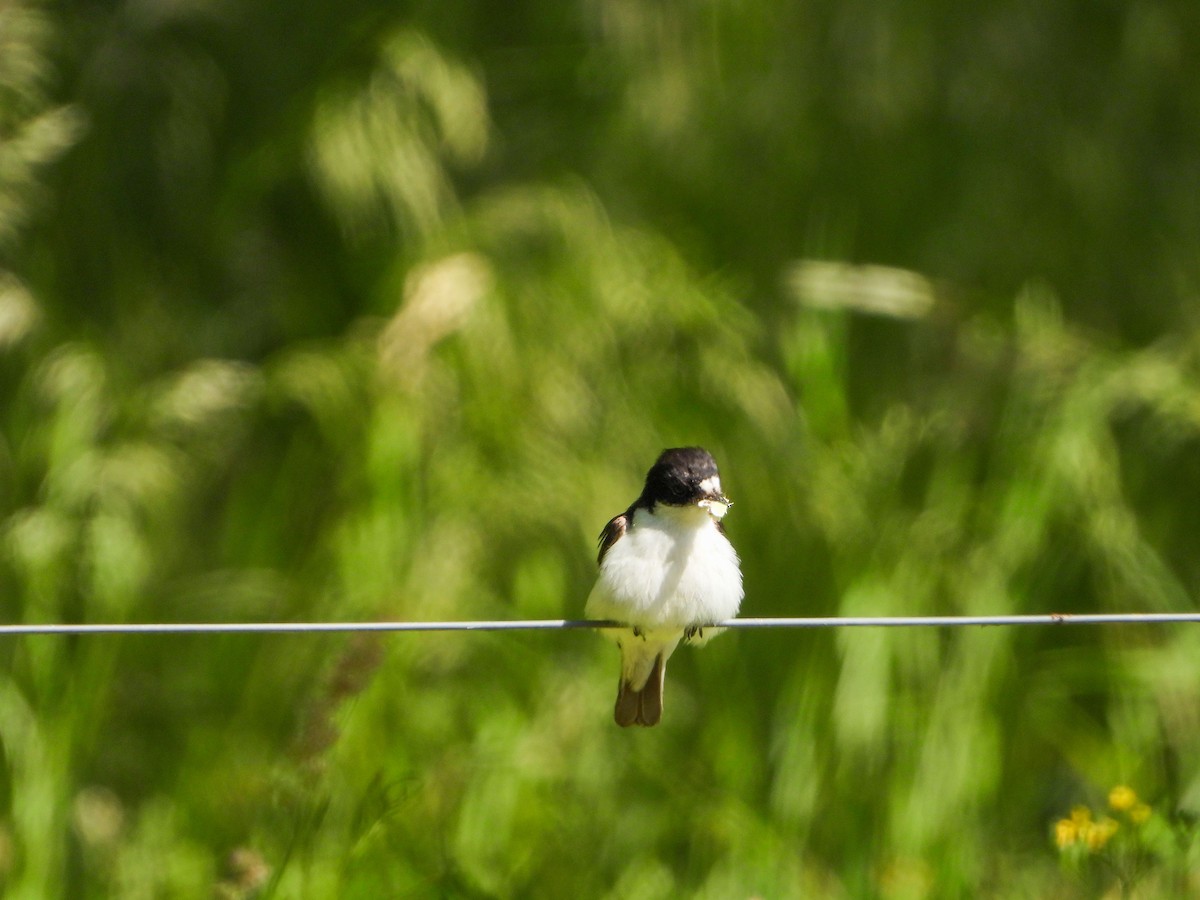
[[1, 612, 1199, 636]]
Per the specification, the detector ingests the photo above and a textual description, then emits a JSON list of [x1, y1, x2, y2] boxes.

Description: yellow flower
[[1130, 802, 1151, 825], [1108, 785, 1137, 812], [1070, 805, 1093, 826], [1083, 817, 1119, 851], [1054, 818, 1078, 848]]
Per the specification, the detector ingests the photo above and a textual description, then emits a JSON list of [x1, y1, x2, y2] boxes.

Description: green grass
[[3, 2, 1200, 896]]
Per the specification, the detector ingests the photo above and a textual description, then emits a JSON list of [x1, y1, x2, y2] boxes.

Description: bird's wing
[[596, 513, 629, 565]]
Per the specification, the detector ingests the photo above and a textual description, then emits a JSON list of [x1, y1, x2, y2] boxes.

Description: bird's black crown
[[639, 446, 724, 507]]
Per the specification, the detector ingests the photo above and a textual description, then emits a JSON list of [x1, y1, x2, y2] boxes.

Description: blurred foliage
[[1053, 785, 1199, 896], [1, 0, 1200, 896]]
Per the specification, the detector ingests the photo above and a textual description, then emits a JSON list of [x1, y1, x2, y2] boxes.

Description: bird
[[585, 447, 743, 727]]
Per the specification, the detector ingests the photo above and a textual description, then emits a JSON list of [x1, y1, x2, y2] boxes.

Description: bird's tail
[[614, 652, 666, 727]]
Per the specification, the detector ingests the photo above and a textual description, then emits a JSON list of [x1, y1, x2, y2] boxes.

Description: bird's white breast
[[586, 505, 743, 628]]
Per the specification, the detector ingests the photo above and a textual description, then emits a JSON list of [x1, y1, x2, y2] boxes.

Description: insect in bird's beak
[[698, 495, 732, 520]]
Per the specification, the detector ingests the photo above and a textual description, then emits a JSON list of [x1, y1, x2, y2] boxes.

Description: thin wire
[[1, 612, 1200, 636]]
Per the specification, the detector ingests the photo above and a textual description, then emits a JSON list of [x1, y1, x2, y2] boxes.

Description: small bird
[[585, 447, 743, 726]]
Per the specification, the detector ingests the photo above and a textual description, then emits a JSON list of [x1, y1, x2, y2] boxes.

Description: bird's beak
[[697, 491, 732, 520]]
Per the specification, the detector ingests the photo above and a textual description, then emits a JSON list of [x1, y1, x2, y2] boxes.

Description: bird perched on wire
[[585, 447, 743, 726]]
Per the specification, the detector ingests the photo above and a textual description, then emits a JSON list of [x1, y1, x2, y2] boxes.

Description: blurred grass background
[[2, 0, 1200, 896]]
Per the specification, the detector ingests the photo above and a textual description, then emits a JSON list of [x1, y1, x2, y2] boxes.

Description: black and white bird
[[585, 447, 743, 727]]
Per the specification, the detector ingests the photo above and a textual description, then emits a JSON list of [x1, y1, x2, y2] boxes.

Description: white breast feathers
[[586, 504, 743, 629]]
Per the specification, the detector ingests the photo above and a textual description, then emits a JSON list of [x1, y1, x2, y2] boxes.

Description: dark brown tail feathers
[[613, 653, 666, 727]]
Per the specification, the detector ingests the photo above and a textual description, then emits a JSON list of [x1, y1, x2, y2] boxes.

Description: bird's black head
[[639, 446, 729, 508]]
